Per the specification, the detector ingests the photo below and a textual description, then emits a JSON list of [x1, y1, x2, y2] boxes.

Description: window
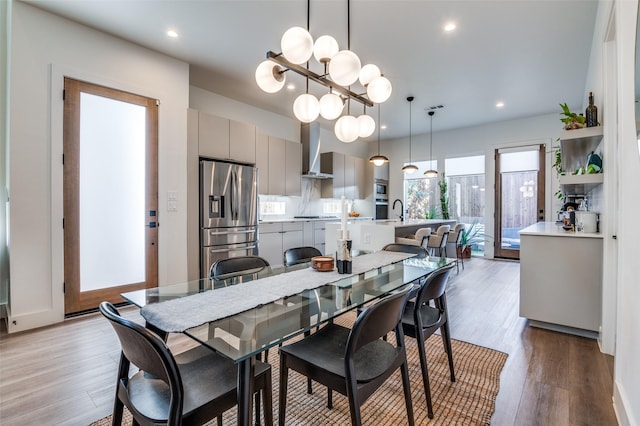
[[403, 160, 438, 219], [445, 156, 486, 254]]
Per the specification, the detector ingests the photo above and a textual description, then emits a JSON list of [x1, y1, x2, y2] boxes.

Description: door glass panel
[[498, 150, 540, 251], [79, 92, 146, 291]]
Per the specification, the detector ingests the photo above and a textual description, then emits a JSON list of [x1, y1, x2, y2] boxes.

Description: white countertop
[[259, 216, 373, 223], [519, 222, 603, 239], [372, 219, 457, 228]]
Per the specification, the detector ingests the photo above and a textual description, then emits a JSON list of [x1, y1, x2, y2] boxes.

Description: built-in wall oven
[[374, 179, 388, 219]]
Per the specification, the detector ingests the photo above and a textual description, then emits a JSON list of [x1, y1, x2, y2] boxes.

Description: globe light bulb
[[334, 115, 359, 143], [319, 93, 344, 120], [367, 76, 392, 103], [293, 93, 320, 123], [313, 35, 339, 63], [281, 27, 314, 65], [255, 60, 285, 93], [329, 50, 361, 86], [359, 64, 381, 86], [357, 114, 375, 138]]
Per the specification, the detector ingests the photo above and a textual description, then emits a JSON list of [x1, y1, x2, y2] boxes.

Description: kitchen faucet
[[392, 199, 404, 221]]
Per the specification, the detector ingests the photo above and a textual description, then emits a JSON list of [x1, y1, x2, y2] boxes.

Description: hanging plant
[[438, 174, 450, 220]]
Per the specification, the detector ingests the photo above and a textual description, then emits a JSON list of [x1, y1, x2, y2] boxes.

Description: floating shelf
[[558, 173, 604, 194]]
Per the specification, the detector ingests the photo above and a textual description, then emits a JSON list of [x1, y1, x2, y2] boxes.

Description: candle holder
[[336, 238, 352, 274]]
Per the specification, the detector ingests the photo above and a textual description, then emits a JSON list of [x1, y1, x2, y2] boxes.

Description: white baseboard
[[613, 380, 634, 426]]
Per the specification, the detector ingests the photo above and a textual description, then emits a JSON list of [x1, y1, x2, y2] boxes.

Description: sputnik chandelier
[[255, 0, 392, 143]]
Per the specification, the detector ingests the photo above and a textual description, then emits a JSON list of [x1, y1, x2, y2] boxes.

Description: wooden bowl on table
[[311, 256, 335, 272]]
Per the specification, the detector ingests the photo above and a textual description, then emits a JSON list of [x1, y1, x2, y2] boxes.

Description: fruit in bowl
[[348, 211, 360, 217]]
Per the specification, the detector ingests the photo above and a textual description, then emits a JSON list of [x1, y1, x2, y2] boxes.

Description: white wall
[[7, 2, 189, 332], [0, 0, 11, 309], [610, 1, 640, 424], [375, 112, 562, 258]]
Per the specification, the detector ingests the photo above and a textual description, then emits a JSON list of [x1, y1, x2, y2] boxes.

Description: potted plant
[[559, 103, 586, 130], [458, 220, 488, 258], [438, 174, 450, 220]]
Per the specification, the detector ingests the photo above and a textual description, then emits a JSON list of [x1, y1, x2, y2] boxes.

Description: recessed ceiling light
[[444, 22, 456, 32], [286, 83, 295, 90], [496, 102, 505, 108], [167, 30, 178, 38]]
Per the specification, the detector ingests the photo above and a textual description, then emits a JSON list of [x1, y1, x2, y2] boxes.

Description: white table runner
[[140, 251, 414, 333]]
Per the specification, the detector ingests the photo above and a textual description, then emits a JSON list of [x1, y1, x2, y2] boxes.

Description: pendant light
[[424, 110, 438, 177], [402, 96, 418, 174], [369, 104, 389, 166]]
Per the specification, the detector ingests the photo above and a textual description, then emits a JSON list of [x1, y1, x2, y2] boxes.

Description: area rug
[[90, 312, 507, 425]]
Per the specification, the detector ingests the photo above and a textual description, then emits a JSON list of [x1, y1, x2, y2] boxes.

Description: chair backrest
[[414, 228, 432, 246], [447, 223, 464, 243], [415, 264, 455, 307], [210, 256, 270, 280], [346, 285, 413, 355], [283, 246, 322, 267], [382, 243, 428, 258], [427, 225, 451, 249], [99, 302, 183, 421]]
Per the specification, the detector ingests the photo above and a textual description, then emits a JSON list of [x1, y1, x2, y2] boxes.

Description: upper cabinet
[[256, 131, 302, 196], [197, 111, 256, 164], [558, 126, 604, 195], [320, 152, 368, 200]]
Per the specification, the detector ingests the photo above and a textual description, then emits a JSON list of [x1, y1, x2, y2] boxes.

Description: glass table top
[[122, 256, 456, 362]]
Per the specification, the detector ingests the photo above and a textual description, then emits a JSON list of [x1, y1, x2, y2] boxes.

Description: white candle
[[341, 195, 347, 234]]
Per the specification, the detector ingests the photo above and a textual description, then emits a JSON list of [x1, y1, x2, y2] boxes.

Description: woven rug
[[90, 312, 507, 425]]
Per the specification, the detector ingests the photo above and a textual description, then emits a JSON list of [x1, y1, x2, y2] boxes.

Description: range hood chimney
[[301, 122, 333, 179]]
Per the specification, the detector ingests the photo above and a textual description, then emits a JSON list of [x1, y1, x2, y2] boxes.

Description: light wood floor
[[0, 258, 617, 425]]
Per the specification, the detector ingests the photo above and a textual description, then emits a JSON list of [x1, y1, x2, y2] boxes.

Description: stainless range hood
[[301, 122, 333, 179]]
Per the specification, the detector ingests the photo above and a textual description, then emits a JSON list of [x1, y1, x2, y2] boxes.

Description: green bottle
[[586, 92, 598, 127]]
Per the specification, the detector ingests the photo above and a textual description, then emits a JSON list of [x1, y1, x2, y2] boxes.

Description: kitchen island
[[373, 218, 457, 239], [519, 222, 603, 338], [325, 218, 456, 255]]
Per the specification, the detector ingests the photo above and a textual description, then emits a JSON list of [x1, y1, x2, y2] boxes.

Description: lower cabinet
[[258, 222, 304, 267]]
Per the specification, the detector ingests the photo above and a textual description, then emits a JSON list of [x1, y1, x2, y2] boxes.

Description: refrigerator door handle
[[207, 229, 256, 236], [207, 244, 258, 253]]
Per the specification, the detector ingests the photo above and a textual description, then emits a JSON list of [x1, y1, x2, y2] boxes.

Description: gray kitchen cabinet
[[268, 137, 286, 195], [373, 162, 389, 181], [255, 132, 269, 194], [198, 111, 229, 159], [313, 220, 333, 254], [229, 120, 256, 164], [321, 152, 345, 198], [285, 140, 302, 196], [258, 221, 304, 267], [321, 152, 367, 200], [303, 221, 314, 246], [197, 111, 256, 164]]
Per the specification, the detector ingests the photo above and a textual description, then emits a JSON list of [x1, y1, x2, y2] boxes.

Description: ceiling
[[22, 0, 599, 140]]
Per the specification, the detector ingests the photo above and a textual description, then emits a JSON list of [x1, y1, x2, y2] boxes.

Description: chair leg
[[112, 398, 124, 426], [441, 322, 456, 382], [327, 388, 333, 409], [399, 359, 416, 426], [345, 377, 361, 426], [262, 371, 274, 426], [278, 354, 289, 426], [217, 415, 223, 426], [416, 332, 434, 418]]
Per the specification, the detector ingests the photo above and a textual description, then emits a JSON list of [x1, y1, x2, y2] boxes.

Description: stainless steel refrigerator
[[200, 159, 258, 279]]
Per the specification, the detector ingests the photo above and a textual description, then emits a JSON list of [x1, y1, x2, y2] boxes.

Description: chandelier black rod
[[266, 51, 374, 107]]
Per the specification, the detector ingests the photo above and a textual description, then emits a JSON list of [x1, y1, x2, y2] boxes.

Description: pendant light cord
[[347, 0, 351, 50], [377, 104, 381, 154], [408, 97, 413, 161]]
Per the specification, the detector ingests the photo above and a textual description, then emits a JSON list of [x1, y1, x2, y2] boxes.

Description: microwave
[[375, 179, 388, 200]]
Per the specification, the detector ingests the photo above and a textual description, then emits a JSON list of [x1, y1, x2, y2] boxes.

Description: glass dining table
[[121, 253, 456, 426]]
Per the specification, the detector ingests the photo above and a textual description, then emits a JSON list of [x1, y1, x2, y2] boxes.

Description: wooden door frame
[[494, 144, 545, 260], [63, 77, 158, 314]]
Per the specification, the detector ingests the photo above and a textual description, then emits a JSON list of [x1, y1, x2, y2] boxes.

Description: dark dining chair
[[99, 302, 273, 426], [283, 246, 322, 268], [278, 286, 415, 426], [382, 243, 429, 258], [209, 255, 271, 281], [447, 223, 465, 273], [401, 263, 456, 419]]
